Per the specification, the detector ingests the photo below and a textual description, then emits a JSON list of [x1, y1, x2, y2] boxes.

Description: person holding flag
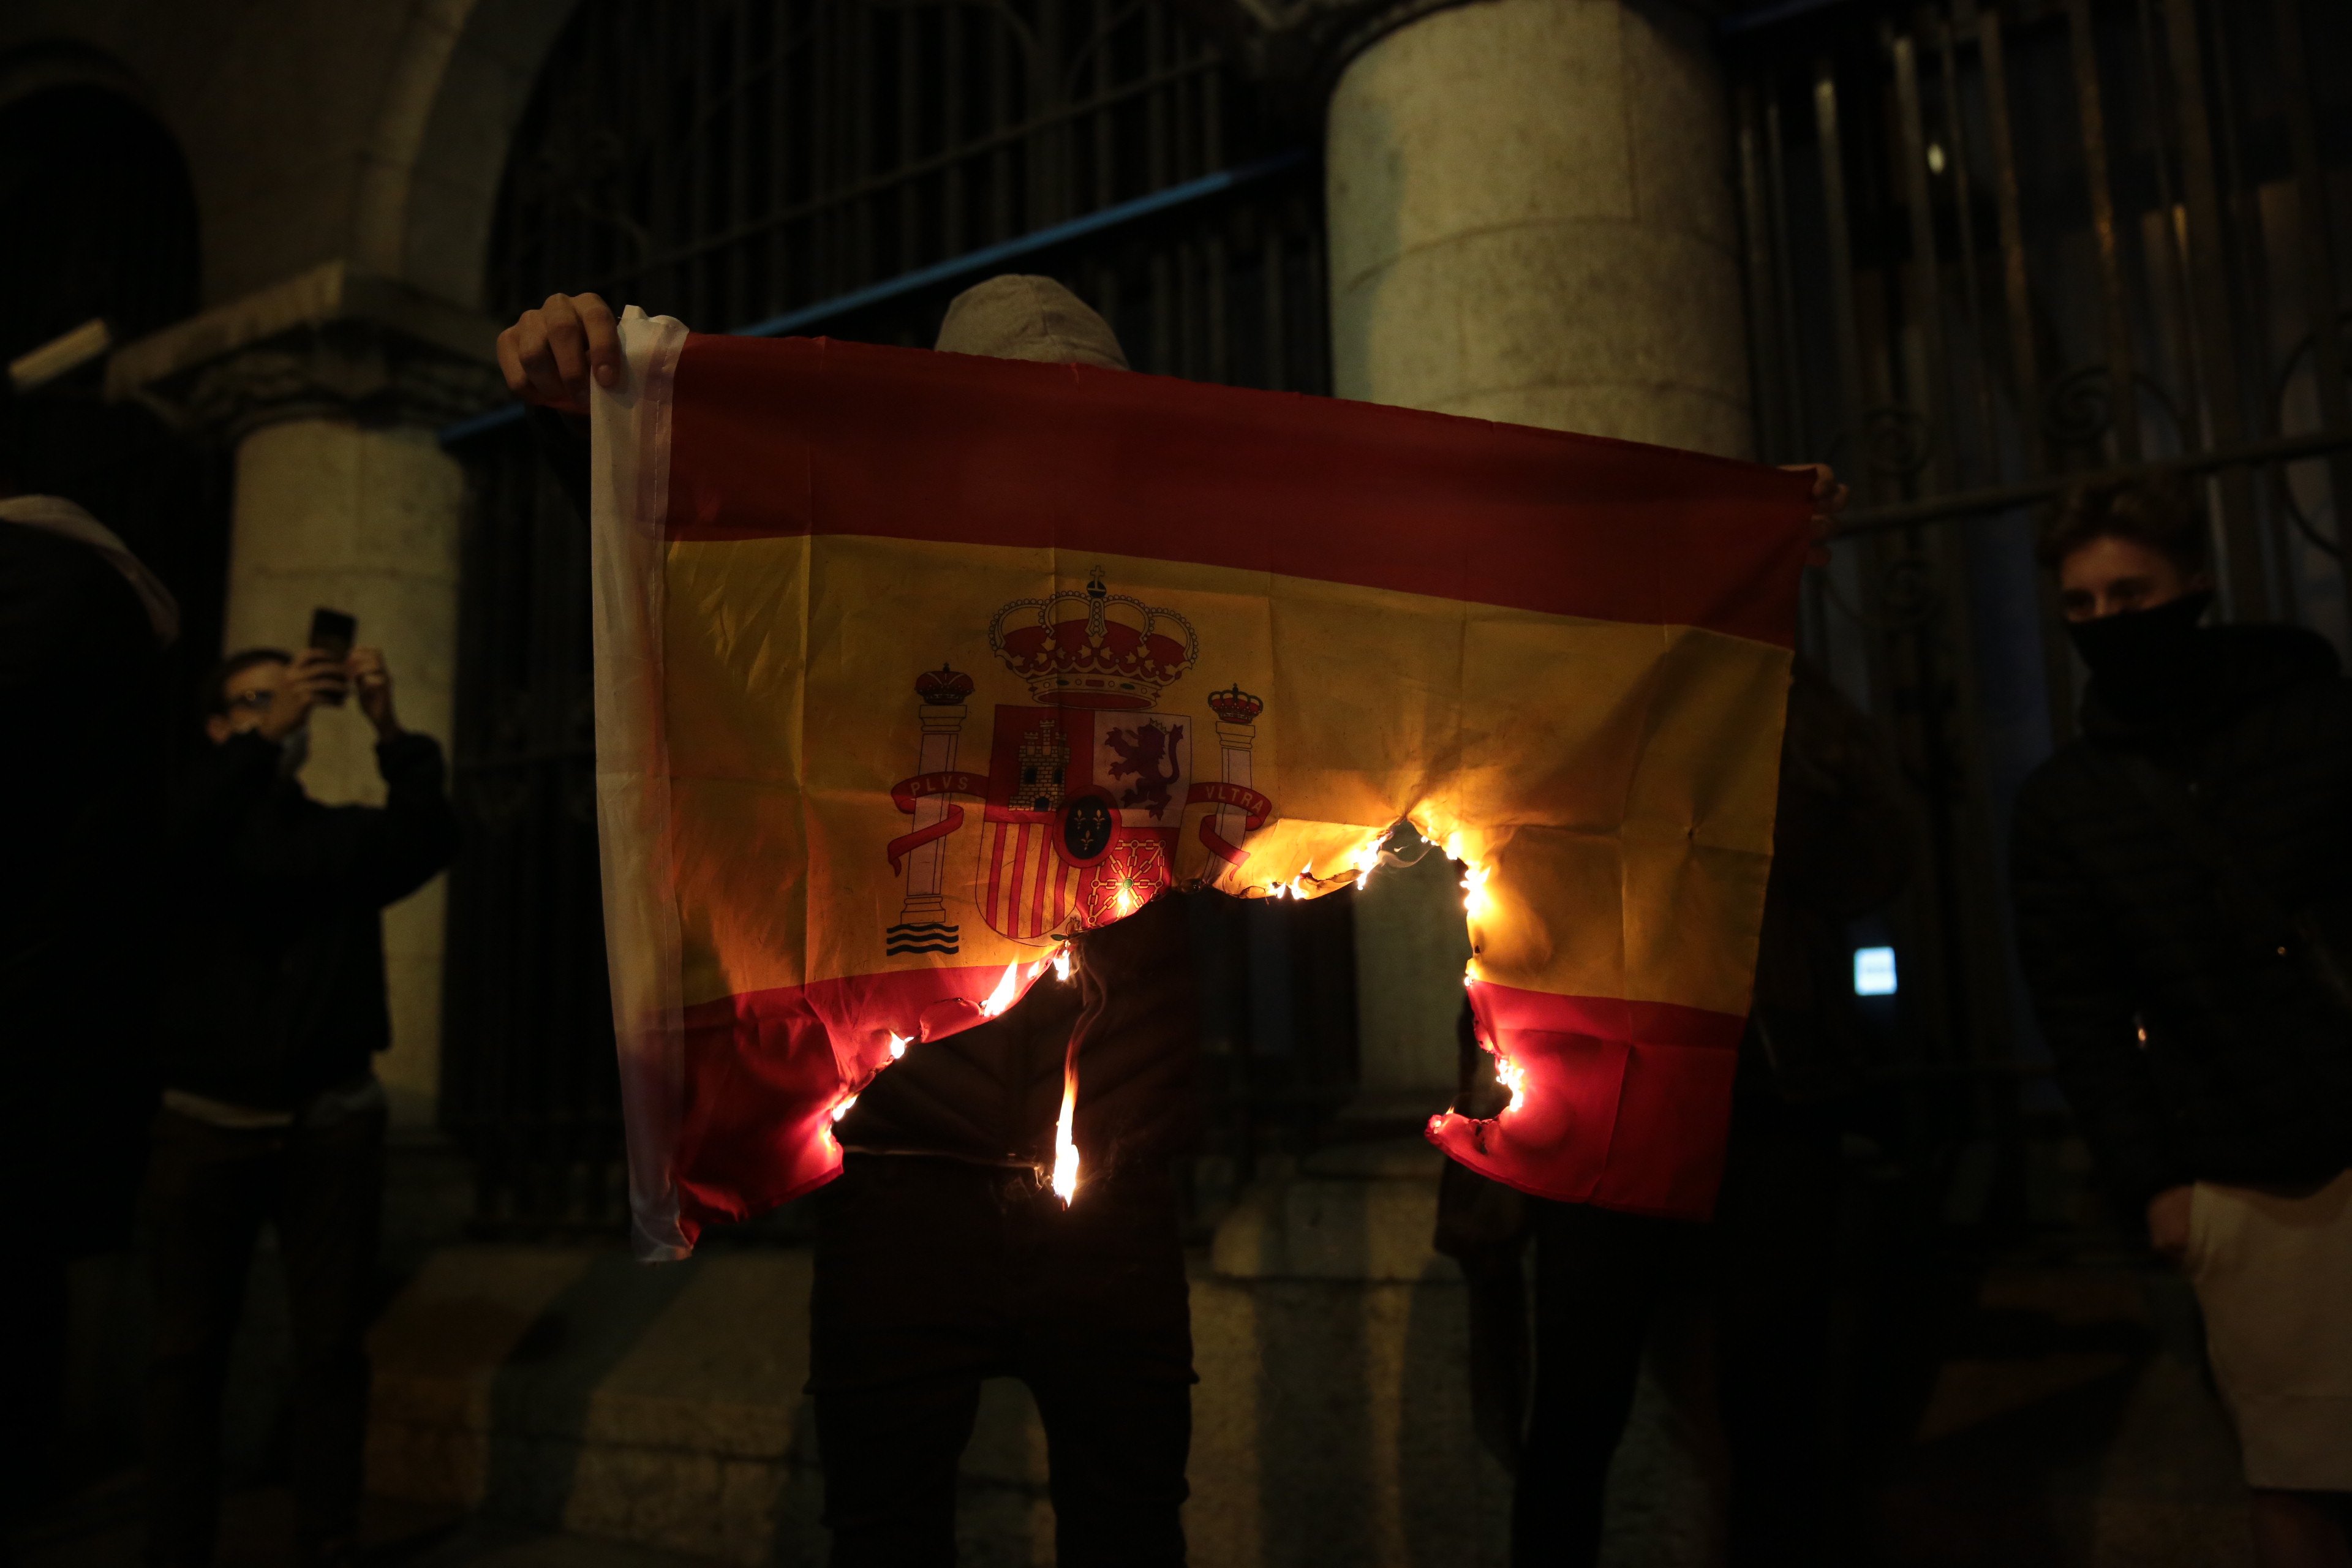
[[502, 277, 1202, 1568], [501, 271, 1853, 1568]]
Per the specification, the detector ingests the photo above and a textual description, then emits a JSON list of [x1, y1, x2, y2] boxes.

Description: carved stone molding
[[1184, 0, 1738, 94], [107, 259, 504, 442], [1180, 0, 1485, 90]]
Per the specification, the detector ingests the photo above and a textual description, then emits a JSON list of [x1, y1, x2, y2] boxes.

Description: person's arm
[[499, 292, 624, 526], [525, 406, 592, 524], [356, 729, 461, 905], [2010, 787, 2180, 1231], [348, 647, 458, 903]]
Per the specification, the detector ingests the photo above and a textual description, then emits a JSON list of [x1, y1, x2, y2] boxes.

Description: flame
[[831, 1093, 859, 1123], [1052, 946, 1072, 983], [1050, 1066, 1080, 1204], [1114, 881, 1139, 917], [1443, 831, 1465, 862], [887, 1032, 908, 1061], [978, 960, 1022, 1018], [1463, 962, 1477, 989], [1354, 835, 1384, 889], [1461, 861, 1492, 919], [1493, 1055, 1526, 1114]]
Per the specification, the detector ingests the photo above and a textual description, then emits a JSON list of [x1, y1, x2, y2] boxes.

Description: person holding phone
[[142, 634, 458, 1568]]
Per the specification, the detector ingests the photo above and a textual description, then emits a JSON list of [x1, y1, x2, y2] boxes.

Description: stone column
[[1324, 0, 1754, 1098], [111, 262, 502, 1126]]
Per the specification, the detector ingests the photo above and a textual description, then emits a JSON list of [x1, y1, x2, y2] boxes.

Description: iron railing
[[1730, 0, 2352, 1189]]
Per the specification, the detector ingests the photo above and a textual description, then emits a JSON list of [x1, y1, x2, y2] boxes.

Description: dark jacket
[[1744, 658, 1915, 1099], [154, 730, 459, 1109], [1, 520, 169, 1245], [2011, 624, 2352, 1217], [528, 406, 1204, 1175], [836, 892, 1202, 1172]]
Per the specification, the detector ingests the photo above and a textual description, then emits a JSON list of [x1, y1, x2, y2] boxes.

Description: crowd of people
[[0, 271, 2345, 1568]]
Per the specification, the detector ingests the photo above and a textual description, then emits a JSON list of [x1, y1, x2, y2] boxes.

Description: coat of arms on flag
[[884, 571, 1273, 956]]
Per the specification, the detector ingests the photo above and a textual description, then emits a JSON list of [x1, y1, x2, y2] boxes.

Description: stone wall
[[364, 1146, 1527, 1568]]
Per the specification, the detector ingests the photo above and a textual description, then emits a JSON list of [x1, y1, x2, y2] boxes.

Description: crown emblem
[[914, 663, 974, 706], [1207, 684, 1262, 725], [989, 567, 1197, 710]]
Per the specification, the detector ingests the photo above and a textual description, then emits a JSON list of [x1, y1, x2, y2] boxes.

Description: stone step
[[364, 1147, 1518, 1567]]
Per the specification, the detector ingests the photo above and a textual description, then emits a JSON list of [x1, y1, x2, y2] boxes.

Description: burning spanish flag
[[590, 307, 1810, 1259]]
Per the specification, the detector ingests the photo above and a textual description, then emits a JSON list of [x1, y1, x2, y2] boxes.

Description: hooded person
[[0, 466, 179, 1540], [2011, 477, 2352, 1564], [504, 275, 1202, 1568]]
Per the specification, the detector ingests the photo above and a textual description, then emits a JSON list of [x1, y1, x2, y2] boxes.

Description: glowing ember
[[886, 1032, 908, 1061], [1050, 1068, 1080, 1204], [831, 1094, 859, 1123], [978, 960, 1022, 1018], [1052, 946, 1072, 983], [1493, 1056, 1526, 1114]]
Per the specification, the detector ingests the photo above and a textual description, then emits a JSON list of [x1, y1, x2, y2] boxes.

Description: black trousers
[[141, 1103, 385, 1567], [1513, 1099, 1844, 1568], [809, 1154, 1194, 1567]]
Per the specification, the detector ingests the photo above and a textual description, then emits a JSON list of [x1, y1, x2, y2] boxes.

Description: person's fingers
[[496, 326, 530, 398], [292, 655, 345, 688], [573, 293, 623, 389], [510, 314, 551, 402], [508, 312, 574, 408], [538, 294, 592, 404]]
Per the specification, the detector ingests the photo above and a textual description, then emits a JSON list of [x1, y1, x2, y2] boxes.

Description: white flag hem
[[591, 306, 693, 1261]]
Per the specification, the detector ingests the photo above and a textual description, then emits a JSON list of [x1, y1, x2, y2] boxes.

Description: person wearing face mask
[[143, 644, 458, 1568], [2011, 477, 2352, 1568]]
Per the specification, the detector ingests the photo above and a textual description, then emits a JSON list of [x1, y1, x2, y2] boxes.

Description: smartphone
[[308, 608, 357, 705]]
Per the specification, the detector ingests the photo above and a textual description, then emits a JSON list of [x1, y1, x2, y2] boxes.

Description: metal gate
[[441, 0, 1336, 1233], [1727, 0, 2352, 1212]]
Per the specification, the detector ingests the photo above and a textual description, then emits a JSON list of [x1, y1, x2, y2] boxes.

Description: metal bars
[[1729, 0, 2352, 1093]]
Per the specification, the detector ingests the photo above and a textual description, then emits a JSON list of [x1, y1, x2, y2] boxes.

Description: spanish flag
[[591, 308, 1811, 1257]]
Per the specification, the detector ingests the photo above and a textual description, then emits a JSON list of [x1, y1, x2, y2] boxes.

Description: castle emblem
[[883, 569, 1274, 955]]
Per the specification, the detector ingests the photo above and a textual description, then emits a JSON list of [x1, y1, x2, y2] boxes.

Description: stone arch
[[349, 0, 581, 309], [0, 37, 156, 118], [0, 67, 200, 358]]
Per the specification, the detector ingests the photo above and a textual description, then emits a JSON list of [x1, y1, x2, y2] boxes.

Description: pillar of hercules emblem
[[885, 664, 973, 955]]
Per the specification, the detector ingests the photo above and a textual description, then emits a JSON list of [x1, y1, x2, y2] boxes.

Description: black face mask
[[2065, 590, 2213, 707]]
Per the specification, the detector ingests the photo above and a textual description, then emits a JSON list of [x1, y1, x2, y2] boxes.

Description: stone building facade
[[3, 0, 1754, 1125], [4, 2, 1762, 1560]]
